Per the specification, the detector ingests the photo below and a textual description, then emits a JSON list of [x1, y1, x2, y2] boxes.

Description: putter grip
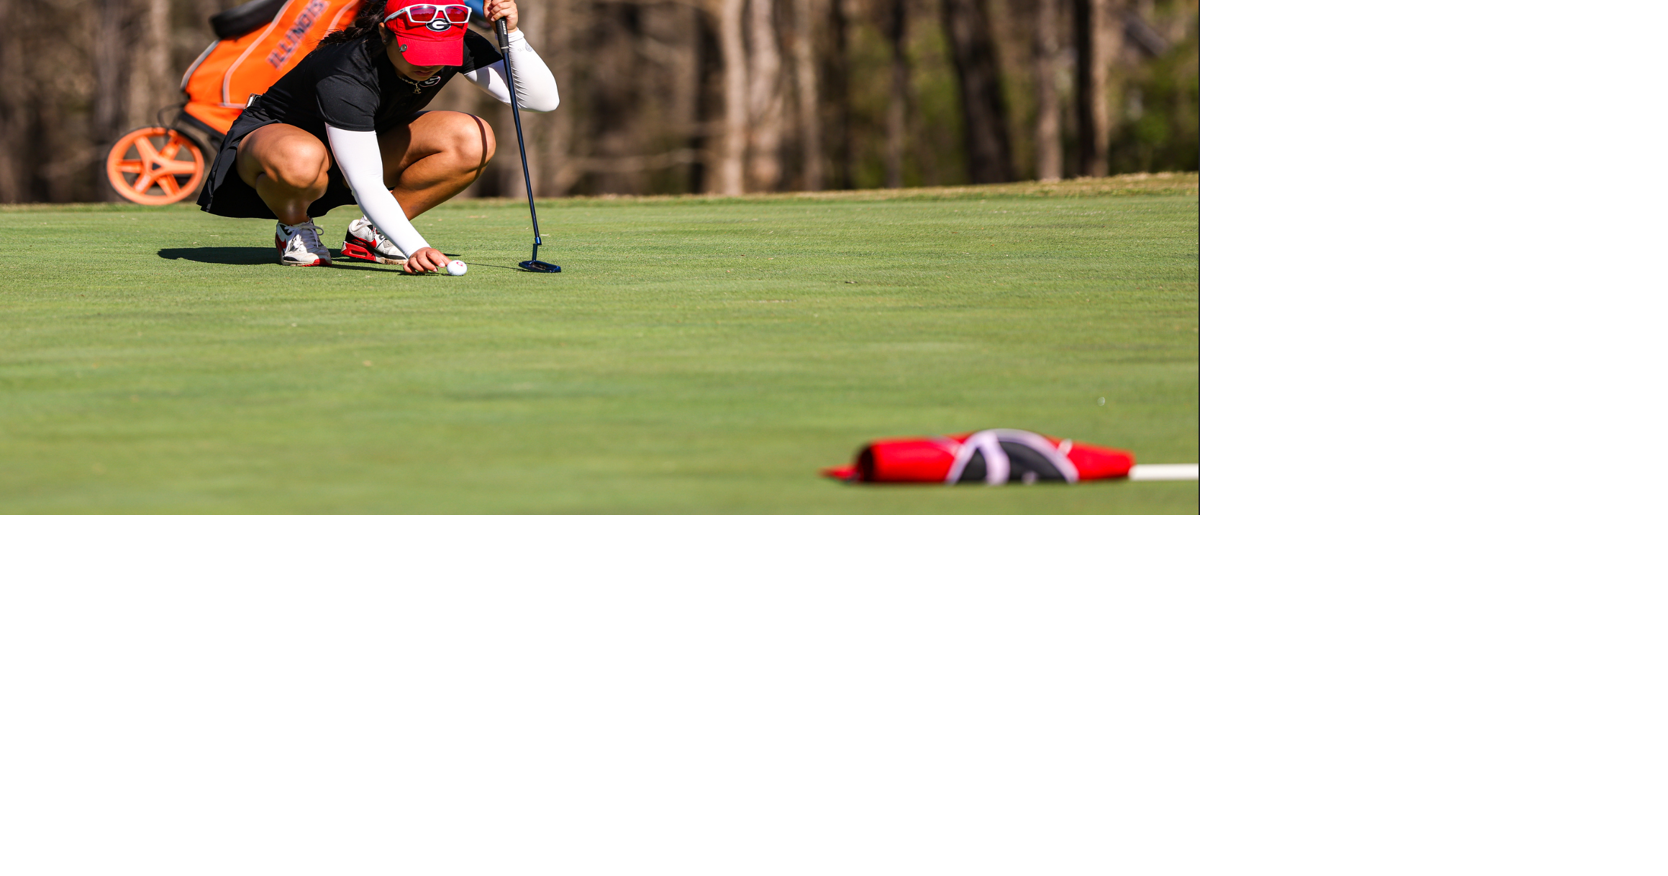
[[493, 17, 516, 110]]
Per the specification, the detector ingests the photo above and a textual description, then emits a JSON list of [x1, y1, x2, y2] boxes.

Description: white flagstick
[[1127, 464, 1199, 481]]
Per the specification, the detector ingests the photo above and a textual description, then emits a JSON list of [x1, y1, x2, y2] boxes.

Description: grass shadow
[[156, 247, 414, 272], [332, 260, 404, 273], [157, 246, 272, 265]]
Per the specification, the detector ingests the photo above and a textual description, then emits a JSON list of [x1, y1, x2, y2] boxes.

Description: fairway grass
[[0, 175, 1198, 513]]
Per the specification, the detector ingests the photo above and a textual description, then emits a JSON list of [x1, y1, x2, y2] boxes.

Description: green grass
[[0, 174, 1198, 513]]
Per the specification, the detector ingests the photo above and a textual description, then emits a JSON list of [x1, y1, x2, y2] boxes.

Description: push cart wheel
[[106, 127, 207, 205]]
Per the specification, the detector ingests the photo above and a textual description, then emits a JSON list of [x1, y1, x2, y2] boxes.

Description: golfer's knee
[[269, 140, 330, 189], [445, 114, 496, 170]]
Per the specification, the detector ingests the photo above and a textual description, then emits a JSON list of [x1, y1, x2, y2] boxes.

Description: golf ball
[[446, 260, 467, 276]]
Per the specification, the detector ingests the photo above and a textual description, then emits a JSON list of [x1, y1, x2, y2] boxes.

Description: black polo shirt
[[240, 28, 503, 137]]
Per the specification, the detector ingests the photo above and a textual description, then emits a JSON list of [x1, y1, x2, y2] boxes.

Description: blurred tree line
[[0, 0, 1197, 203]]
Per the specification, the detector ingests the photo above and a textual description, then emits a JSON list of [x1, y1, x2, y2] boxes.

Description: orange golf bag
[[105, 0, 365, 205]]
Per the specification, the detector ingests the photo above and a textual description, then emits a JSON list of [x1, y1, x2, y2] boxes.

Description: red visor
[[383, 2, 470, 67]]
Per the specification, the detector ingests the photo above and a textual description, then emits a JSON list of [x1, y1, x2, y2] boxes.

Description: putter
[[495, 17, 560, 273]]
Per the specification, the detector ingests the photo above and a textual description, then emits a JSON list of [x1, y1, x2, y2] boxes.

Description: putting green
[[0, 175, 1198, 513]]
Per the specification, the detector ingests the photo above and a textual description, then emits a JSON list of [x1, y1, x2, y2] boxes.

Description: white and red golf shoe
[[275, 220, 332, 267], [340, 216, 409, 265]]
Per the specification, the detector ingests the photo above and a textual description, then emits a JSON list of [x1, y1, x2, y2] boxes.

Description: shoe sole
[[341, 235, 408, 265]]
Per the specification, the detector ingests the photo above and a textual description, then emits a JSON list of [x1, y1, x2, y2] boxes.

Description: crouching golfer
[[197, 0, 558, 273]]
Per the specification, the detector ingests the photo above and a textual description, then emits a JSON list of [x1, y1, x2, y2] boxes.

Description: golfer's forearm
[[466, 30, 559, 111], [325, 126, 432, 258]]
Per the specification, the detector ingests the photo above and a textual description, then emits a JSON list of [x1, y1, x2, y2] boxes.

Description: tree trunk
[[126, 0, 171, 131], [587, 3, 648, 195], [882, 0, 908, 189], [827, 0, 853, 189], [792, 0, 823, 190], [0, 0, 27, 201], [716, 0, 747, 194], [1096, 0, 1127, 172], [690, 7, 718, 193], [746, 0, 784, 191], [1071, 0, 1091, 176], [940, 0, 1013, 184], [93, 0, 129, 201], [1033, 0, 1063, 181], [540, 0, 577, 196], [1072, 0, 1120, 177], [650, 0, 702, 195]]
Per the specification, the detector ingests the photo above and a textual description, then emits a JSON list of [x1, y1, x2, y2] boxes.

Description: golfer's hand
[[485, 0, 518, 33], [404, 246, 449, 275]]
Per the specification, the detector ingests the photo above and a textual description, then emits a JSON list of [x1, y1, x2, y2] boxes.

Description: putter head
[[519, 260, 561, 273]]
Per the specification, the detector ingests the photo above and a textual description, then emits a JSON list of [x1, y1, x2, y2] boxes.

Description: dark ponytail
[[319, 0, 389, 46]]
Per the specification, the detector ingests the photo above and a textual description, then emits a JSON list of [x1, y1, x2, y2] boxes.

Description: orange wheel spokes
[[155, 156, 200, 176], [106, 127, 208, 206]]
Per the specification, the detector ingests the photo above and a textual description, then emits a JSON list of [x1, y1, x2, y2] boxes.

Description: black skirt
[[196, 113, 360, 221]]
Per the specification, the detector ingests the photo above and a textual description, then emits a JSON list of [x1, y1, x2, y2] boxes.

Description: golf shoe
[[275, 220, 332, 267], [341, 216, 409, 265]]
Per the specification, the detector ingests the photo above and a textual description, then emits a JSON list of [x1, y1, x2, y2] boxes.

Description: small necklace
[[398, 73, 427, 94]]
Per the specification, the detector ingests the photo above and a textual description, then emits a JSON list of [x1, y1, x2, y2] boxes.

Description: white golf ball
[[446, 260, 467, 276]]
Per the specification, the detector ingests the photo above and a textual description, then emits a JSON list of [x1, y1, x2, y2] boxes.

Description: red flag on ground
[[822, 429, 1135, 485]]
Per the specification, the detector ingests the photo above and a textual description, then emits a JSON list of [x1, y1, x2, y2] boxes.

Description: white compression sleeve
[[463, 29, 560, 111], [324, 125, 432, 259]]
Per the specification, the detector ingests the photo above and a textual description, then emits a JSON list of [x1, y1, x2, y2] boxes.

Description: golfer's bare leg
[[378, 112, 497, 219], [236, 125, 331, 226]]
